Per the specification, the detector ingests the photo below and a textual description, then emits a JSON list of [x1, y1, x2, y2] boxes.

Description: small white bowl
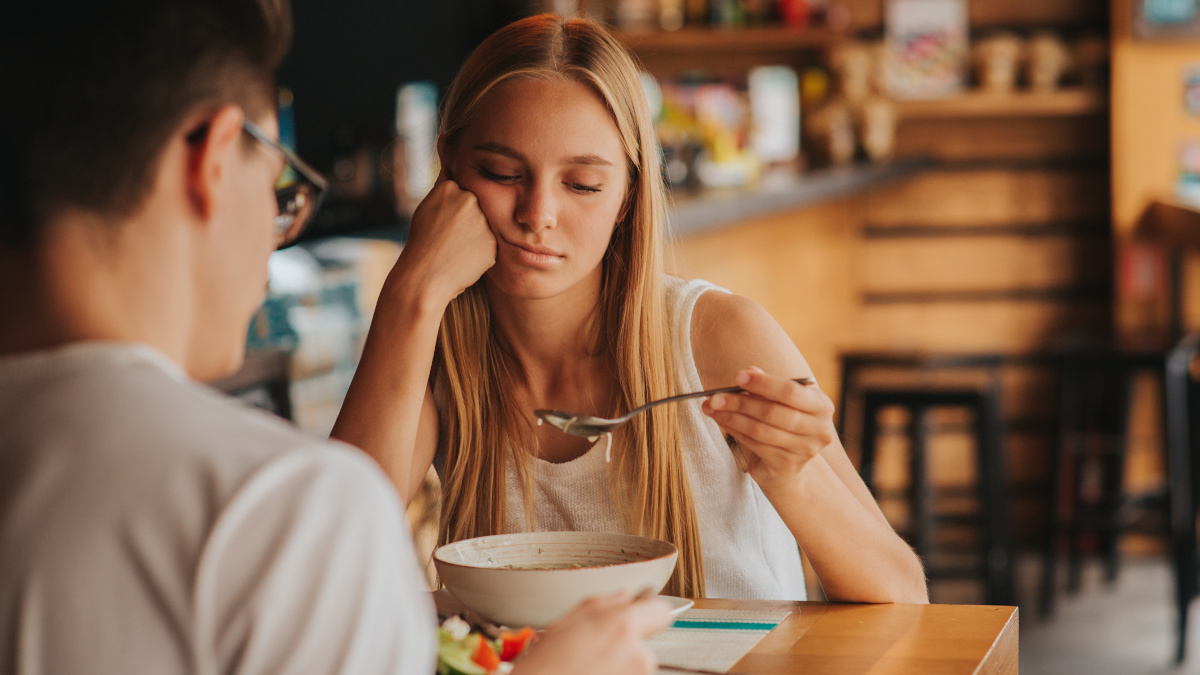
[[434, 531, 678, 628]]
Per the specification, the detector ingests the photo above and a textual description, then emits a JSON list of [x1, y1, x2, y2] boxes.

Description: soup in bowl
[[433, 531, 678, 628]]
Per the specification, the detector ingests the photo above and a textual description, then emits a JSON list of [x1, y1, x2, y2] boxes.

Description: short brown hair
[[0, 0, 293, 249]]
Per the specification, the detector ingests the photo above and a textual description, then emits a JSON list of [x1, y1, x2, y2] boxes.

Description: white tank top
[[502, 277, 807, 600]]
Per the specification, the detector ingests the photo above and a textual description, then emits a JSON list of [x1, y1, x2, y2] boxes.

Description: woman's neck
[[487, 274, 599, 368], [486, 272, 619, 463], [484, 272, 615, 404]]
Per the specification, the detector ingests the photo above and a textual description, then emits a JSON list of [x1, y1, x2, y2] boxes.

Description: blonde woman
[[334, 14, 927, 604]]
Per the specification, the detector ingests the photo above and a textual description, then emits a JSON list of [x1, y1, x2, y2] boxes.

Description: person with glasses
[[0, 2, 670, 674]]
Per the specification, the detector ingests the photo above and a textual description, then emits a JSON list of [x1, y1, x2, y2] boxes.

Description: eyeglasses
[[240, 118, 328, 248], [186, 117, 328, 248]]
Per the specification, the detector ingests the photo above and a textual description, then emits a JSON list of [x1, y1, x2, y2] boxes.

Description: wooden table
[[686, 599, 1018, 675]]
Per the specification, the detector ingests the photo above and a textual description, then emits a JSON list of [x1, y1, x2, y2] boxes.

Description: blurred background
[[214, 1, 1200, 672]]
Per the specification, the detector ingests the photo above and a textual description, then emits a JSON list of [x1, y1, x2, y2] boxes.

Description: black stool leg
[[860, 396, 882, 493], [911, 404, 933, 561], [1042, 361, 1079, 616], [1066, 368, 1089, 596], [1165, 341, 1198, 664], [977, 388, 1014, 606], [1101, 369, 1136, 585]]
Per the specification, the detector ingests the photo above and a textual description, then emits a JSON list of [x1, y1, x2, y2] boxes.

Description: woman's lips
[[504, 238, 563, 267]]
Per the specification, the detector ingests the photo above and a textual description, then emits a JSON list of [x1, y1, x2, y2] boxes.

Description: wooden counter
[[686, 598, 1018, 675]]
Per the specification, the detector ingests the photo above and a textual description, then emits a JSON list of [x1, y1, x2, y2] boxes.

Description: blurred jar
[[857, 97, 896, 161], [973, 33, 1023, 93], [1027, 32, 1071, 92]]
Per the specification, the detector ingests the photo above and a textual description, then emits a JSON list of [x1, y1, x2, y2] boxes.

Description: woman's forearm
[[331, 271, 445, 504], [764, 456, 929, 604]]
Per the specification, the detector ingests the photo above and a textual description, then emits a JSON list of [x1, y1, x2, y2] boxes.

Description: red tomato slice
[[471, 634, 501, 671], [499, 627, 536, 662]]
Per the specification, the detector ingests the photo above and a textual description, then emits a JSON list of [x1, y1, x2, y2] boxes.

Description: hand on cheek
[[702, 367, 837, 490], [395, 176, 497, 306]]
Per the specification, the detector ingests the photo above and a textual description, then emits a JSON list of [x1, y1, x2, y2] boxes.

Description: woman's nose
[[514, 180, 557, 232]]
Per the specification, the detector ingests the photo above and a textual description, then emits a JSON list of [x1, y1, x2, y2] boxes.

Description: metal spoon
[[534, 377, 816, 438]]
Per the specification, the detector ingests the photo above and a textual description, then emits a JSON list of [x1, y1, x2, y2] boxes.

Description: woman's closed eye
[[478, 165, 602, 194], [566, 181, 602, 194], [477, 166, 520, 184]]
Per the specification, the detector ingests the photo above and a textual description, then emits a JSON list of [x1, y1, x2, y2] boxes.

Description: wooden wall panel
[[998, 366, 1058, 421], [862, 234, 1110, 294], [858, 300, 1109, 353], [892, 117, 1109, 162], [864, 169, 1110, 228]]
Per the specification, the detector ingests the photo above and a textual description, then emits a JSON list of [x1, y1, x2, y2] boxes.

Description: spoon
[[534, 377, 816, 438]]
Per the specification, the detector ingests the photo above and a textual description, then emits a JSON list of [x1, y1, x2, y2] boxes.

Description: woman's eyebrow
[[474, 141, 614, 167]]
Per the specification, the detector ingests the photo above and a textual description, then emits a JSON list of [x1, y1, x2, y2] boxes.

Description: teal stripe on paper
[[670, 620, 779, 631]]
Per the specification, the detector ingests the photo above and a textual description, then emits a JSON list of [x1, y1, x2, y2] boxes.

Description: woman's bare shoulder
[[690, 289, 812, 389]]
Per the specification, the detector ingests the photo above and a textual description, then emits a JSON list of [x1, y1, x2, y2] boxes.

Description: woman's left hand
[[701, 366, 837, 492]]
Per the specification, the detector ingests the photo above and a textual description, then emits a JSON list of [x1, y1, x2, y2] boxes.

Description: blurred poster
[[1135, 0, 1200, 40], [884, 0, 968, 99], [1184, 65, 1200, 115]]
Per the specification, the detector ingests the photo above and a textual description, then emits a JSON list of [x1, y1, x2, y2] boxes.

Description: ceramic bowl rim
[[433, 531, 678, 573]]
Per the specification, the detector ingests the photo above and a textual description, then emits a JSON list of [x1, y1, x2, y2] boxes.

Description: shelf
[[894, 89, 1108, 120], [670, 158, 934, 236], [841, 0, 1106, 32], [614, 25, 844, 55]]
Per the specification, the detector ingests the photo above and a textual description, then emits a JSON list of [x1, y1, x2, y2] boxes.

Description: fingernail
[[710, 394, 726, 409], [735, 370, 750, 386]]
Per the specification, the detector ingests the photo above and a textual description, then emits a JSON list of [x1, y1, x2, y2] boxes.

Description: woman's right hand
[[390, 176, 496, 310], [511, 592, 673, 675]]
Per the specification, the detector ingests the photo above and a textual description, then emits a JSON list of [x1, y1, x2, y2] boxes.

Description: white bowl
[[433, 531, 678, 628]]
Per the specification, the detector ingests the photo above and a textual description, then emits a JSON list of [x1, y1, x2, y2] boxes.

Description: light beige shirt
[[0, 342, 434, 674]]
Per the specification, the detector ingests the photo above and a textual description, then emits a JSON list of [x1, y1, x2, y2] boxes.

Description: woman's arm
[[692, 291, 928, 604], [331, 179, 496, 505]]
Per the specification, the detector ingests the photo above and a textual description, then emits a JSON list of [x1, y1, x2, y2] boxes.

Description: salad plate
[[663, 595, 694, 615]]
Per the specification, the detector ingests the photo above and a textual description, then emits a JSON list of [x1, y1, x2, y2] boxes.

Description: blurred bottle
[[550, 0, 580, 16], [777, 0, 810, 28], [660, 0, 685, 30], [393, 81, 438, 217], [276, 88, 299, 186], [748, 65, 800, 165], [740, 0, 770, 25], [614, 0, 657, 29], [709, 0, 743, 27]]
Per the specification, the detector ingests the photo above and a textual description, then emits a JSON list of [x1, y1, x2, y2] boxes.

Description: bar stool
[[1164, 334, 1200, 663], [1039, 334, 1200, 663], [849, 377, 1015, 606], [1040, 346, 1146, 618]]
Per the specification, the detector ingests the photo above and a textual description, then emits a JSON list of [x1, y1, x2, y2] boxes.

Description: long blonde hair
[[434, 14, 705, 598]]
